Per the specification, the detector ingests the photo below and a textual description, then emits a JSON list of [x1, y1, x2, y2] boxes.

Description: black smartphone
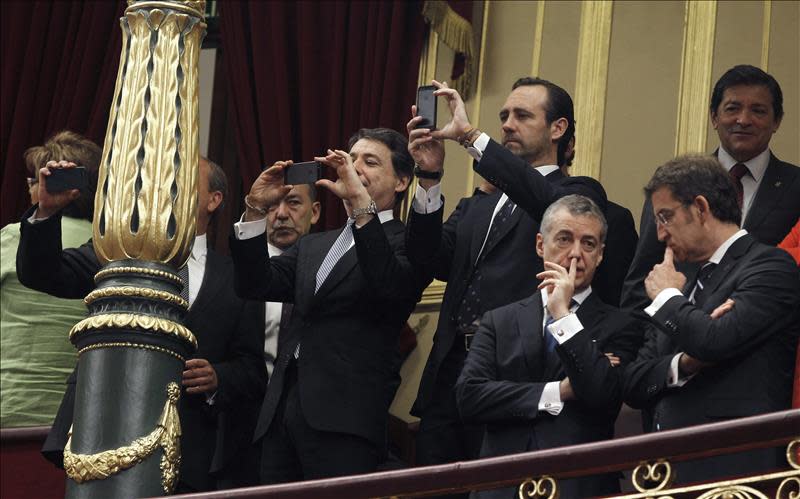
[[284, 161, 322, 185], [46, 167, 89, 193], [415, 85, 437, 129]]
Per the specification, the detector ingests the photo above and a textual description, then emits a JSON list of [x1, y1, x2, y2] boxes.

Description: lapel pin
[[775, 181, 782, 187]]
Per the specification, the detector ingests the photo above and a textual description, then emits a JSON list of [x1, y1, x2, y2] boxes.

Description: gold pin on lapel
[[775, 181, 782, 187]]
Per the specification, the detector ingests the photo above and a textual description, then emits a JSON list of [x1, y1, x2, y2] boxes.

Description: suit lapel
[[469, 192, 500, 265], [188, 249, 221, 317], [517, 293, 545, 376], [743, 154, 788, 230], [700, 234, 755, 301], [481, 205, 523, 257]]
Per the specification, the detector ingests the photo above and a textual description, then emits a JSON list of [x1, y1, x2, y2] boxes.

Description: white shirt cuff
[[545, 313, 583, 345], [667, 353, 695, 387], [538, 381, 564, 415], [412, 183, 443, 214], [644, 288, 683, 317], [234, 213, 267, 240], [466, 132, 490, 162]]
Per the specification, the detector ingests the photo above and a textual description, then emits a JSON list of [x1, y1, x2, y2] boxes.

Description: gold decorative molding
[[64, 382, 182, 493], [70, 313, 198, 349], [530, 1, 546, 77], [465, 0, 491, 197], [419, 279, 446, 307], [632, 459, 673, 493], [94, 265, 183, 286], [760, 0, 771, 71], [85, 286, 188, 309], [674, 0, 717, 156], [518, 475, 558, 499], [78, 341, 186, 362], [93, 4, 206, 267], [571, 0, 614, 180], [126, 0, 206, 18]]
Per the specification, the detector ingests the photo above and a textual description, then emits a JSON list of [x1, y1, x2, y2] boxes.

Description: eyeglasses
[[26, 177, 38, 188], [654, 204, 686, 227]]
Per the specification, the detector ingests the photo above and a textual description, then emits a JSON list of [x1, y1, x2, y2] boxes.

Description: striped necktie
[[315, 219, 355, 294]]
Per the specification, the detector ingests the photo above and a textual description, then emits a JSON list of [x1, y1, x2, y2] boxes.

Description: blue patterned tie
[[315, 219, 355, 294]]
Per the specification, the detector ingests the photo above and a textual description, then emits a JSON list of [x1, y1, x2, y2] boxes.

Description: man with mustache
[[622, 65, 800, 312], [263, 183, 320, 378], [622, 155, 799, 482], [406, 77, 612, 488]]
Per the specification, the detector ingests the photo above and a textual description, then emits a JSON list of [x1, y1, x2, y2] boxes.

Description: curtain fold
[[220, 1, 426, 230], [0, 0, 126, 227]]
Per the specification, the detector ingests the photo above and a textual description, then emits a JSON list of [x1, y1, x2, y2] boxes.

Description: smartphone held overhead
[[284, 161, 323, 185], [415, 85, 437, 129], [46, 167, 89, 193]]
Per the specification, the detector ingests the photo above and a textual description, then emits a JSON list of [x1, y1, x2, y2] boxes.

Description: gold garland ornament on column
[[421, 0, 476, 99], [63, 382, 182, 494]]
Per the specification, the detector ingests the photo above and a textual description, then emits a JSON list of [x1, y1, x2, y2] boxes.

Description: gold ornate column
[[572, 0, 614, 179], [65, 1, 205, 497], [674, 0, 717, 156]]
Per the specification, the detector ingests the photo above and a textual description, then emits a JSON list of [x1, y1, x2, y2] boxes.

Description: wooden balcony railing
[[167, 409, 799, 499]]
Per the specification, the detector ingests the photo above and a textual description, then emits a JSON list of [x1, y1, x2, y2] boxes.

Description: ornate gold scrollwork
[[78, 341, 185, 362], [518, 476, 558, 499], [695, 485, 768, 499], [84, 286, 188, 309], [632, 459, 674, 493], [777, 439, 800, 499], [70, 313, 197, 349], [64, 382, 182, 493]]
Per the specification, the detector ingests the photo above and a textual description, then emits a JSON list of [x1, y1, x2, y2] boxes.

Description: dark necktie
[[729, 163, 749, 209], [544, 299, 577, 353], [692, 263, 717, 307], [455, 198, 516, 329], [315, 219, 355, 293], [178, 263, 190, 304]]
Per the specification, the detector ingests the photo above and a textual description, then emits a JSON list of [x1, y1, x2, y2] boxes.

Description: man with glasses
[[622, 154, 799, 483], [622, 65, 800, 312]]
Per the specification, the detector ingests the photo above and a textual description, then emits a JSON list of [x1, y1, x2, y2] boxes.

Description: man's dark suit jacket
[[229, 216, 424, 452], [455, 291, 642, 498], [621, 152, 800, 312], [622, 234, 800, 481], [15, 210, 266, 492], [408, 139, 609, 416]]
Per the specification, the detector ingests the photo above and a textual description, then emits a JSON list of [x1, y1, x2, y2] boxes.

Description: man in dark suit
[[405, 77, 609, 479], [230, 128, 424, 483], [16, 158, 266, 493], [622, 155, 800, 482], [455, 194, 642, 499], [559, 135, 638, 306], [622, 65, 800, 312]]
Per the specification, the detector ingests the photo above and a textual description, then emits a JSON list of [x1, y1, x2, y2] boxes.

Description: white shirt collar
[[267, 242, 283, 257], [377, 209, 394, 223], [534, 164, 560, 177], [191, 234, 208, 261], [708, 229, 748, 265], [540, 285, 593, 308], [717, 146, 770, 183]]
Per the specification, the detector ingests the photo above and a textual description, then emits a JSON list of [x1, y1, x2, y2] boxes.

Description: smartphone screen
[[416, 85, 437, 129], [284, 161, 322, 185], [46, 167, 89, 193]]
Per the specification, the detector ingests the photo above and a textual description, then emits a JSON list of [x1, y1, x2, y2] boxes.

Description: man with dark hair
[[456, 195, 641, 498], [622, 64, 800, 312], [622, 154, 799, 482], [1, 131, 100, 428], [231, 127, 424, 483], [16, 157, 266, 493], [405, 77, 611, 483]]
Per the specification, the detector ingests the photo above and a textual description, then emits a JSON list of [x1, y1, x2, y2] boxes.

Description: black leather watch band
[[414, 164, 443, 180]]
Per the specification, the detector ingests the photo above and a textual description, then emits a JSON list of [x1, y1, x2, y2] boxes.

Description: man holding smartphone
[[231, 128, 427, 483], [405, 78, 619, 488]]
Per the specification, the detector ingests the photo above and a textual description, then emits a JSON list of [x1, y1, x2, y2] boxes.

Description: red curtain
[[0, 0, 126, 227], [219, 1, 426, 230]]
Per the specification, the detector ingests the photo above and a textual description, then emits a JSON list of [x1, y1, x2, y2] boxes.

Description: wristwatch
[[349, 198, 378, 220], [414, 164, 443, 180]]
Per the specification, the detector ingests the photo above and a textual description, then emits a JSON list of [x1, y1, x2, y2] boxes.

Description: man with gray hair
[[455, 195, 642, 498]]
